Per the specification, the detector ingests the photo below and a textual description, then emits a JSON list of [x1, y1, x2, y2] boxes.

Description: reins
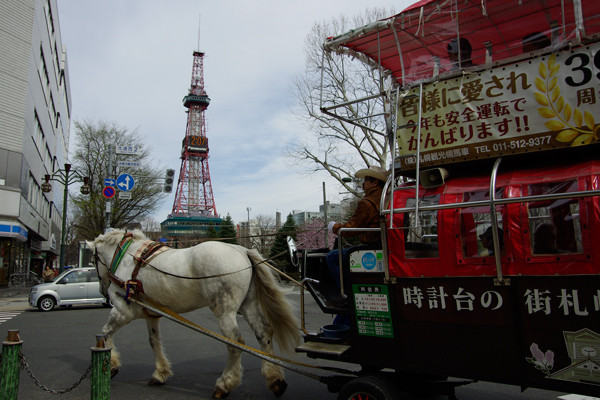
[[94, 234, 303, 290]]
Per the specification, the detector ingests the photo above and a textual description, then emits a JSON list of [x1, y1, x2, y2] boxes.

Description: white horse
[[87, 229, 300, 398]]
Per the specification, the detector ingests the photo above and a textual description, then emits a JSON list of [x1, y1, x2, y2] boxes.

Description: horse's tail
[[246, 249, 300, 354]]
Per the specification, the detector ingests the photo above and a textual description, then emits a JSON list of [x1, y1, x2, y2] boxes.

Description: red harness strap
[[131, 240, 169, 281], [106, 235, 169, 318]]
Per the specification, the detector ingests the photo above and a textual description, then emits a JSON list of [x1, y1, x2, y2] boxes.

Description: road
[[0, 289, 596, 400]]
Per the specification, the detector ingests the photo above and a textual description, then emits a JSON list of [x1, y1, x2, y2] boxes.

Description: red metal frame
[[171, 51, 217, 217]]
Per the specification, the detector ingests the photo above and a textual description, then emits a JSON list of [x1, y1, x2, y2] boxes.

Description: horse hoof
[[213, 388, 229, 399], [269, 379, 288, 398], [148, 377, 165, 386], [110, 368, 119, 378]]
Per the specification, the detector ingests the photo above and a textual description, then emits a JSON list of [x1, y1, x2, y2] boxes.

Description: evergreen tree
[[206, 222, 218, 240], [269, 213, 298, 273], [219, 214, 238, 244]]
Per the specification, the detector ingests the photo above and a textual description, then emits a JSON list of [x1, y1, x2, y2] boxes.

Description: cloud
[[57, 0, 404, 225]]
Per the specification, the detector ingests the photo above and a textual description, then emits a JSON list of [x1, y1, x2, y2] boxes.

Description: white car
[[29, 267, 110, 311]]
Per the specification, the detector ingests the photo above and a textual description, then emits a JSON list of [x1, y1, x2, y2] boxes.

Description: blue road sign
[[104, 178, 116, 187], [103, 186, 116, 199], [116, 173, 135, 192]]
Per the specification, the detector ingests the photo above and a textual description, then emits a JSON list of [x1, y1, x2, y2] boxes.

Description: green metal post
[[0, 329, 23, 400], [90, 334, 111, 400], [59, 163, 70, 273]]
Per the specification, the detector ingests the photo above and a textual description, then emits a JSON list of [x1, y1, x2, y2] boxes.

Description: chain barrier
[[19, 350, 91, 395]]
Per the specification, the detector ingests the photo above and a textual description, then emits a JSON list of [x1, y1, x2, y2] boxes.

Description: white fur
[[87, 229, 299, 397]]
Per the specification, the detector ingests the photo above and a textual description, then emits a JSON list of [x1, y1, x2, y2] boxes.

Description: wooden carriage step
[[295, 340, 350, 356]]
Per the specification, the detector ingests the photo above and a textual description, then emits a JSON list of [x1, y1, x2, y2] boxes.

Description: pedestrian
[[43, 265, 54, 282]]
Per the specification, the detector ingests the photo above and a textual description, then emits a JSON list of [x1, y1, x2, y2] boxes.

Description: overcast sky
[[56, 0, 409, 225]]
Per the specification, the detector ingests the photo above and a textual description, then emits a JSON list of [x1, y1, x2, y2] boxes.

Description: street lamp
[[42, 163, 90, 272]]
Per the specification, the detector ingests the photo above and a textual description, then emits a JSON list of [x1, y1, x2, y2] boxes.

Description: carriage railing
[[380, 172, 600, 285]]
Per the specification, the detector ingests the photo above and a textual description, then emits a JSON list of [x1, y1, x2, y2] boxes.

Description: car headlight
[[30, 288, 37, 294]]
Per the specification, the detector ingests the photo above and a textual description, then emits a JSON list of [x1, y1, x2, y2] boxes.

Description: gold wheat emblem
[[534, 54, 598, 146]]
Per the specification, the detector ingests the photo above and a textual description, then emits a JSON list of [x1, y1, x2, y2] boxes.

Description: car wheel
[[38, 296, 56, 312]]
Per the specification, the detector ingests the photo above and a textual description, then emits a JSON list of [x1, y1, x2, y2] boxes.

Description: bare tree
[[249, 214, 276, 256], [290, 8, 395, 198], [140, 216, 161, 240], [70, 119, 167, 239]]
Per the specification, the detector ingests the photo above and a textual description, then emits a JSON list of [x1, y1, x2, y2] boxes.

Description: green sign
[[353, 284, 394, 338]]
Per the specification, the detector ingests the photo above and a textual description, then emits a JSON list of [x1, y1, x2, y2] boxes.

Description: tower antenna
[[197, 14, 201, 51]]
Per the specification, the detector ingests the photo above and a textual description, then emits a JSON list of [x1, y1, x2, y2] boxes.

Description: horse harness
[[101, 233, 170, 313]]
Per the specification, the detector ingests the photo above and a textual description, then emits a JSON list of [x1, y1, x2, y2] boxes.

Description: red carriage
[[294, 0, 600, 398]]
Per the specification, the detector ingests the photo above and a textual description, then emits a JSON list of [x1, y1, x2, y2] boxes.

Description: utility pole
[[323, 182, 328, 247]]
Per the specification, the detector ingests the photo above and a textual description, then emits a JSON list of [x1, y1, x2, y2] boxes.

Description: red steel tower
[[171, 51, 217, 217]]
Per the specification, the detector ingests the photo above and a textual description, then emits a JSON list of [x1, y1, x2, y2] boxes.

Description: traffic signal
[[164, 169, 175, 193]]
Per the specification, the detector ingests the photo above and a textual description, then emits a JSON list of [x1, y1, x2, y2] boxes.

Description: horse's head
[[87, 229, 149, 297]]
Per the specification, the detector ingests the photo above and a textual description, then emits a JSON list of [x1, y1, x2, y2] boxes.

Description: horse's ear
[[85, 240, 95, 251]]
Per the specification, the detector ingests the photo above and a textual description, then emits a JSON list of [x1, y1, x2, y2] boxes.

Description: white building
[[292, 202, 344, 227], [0, 0, 71, 285]]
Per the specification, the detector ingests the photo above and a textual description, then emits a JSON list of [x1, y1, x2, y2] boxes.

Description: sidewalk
[[0, 285, 32, 299]]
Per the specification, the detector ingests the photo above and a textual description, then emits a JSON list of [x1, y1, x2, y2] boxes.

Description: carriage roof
[[323, 0, 600, 88], [322, 0, 600, 172]]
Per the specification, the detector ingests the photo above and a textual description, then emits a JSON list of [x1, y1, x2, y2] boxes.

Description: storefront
[[0, 221, 29, 286]]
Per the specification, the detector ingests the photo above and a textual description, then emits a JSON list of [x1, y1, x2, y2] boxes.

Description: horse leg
[[212, 312, 244, 399], [102, 307, 134, 377], [240, 299, 287, 398], [146, 317, 173, 386]]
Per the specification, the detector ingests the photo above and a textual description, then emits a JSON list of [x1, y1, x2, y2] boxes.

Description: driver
[[326, 165, 388, 292]]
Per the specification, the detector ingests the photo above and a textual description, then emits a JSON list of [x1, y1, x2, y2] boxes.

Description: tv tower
[[171, 51, 217, 217]]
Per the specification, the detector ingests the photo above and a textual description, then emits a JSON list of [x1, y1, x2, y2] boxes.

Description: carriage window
[[528, 180, 582, 255], [404, 194, 439, 258], [460, 189, 504, 258]]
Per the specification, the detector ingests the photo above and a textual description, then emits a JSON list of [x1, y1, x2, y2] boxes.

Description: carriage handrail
[[331, 187, 600, 291], [489, 158, 504, 285], [380, 178, 600, 284], [380, 189, 600, 216]]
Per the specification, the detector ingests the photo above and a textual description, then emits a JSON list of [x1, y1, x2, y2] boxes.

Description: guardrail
[[8, 273, 41, 287]]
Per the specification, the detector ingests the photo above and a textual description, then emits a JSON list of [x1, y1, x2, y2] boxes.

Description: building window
[[33, 113, 45, 157], [39, 47, 51, 104]]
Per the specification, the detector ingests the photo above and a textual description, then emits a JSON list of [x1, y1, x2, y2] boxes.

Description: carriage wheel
[[337, 374, 402, 400]]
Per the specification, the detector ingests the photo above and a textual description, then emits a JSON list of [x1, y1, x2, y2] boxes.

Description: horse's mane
[[95, 228, 148, 246]]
